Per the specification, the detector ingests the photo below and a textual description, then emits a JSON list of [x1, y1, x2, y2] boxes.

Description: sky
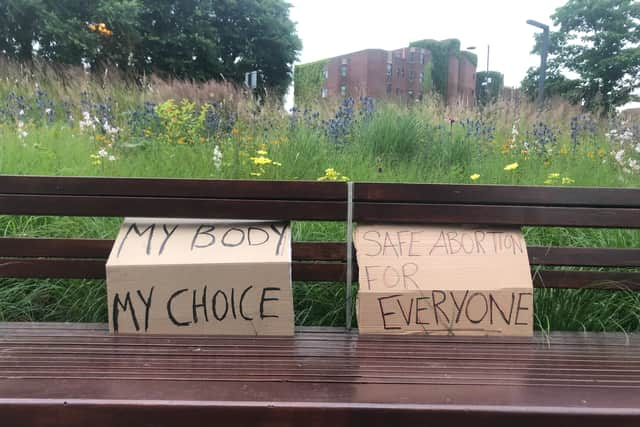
[[289, 0, 567, 87]]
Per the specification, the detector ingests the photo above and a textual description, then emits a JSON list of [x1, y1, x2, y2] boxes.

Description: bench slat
[[4, 238, 640, 267], [356, 182, 640, 208], [0, 239, 347, 262], [354, 202, 640, 228], [1, 258, 638, 290], [0, 175, 347, 201], [3, 194, 640, 227], [0, 194, 347, 220], [3, 176, 639, 208]]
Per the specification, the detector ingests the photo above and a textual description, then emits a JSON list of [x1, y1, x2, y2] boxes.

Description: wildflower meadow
[[1, 61, 640, 332]]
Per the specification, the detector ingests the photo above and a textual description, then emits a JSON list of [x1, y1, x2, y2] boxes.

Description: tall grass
[[0, 59, 639, 331]]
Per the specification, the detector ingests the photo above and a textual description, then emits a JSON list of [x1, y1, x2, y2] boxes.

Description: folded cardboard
[[354, 224, 534, 336], [106, 218, 294, 336]]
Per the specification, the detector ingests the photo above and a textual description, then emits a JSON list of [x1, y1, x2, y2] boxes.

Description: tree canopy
[[522, 0, 640, 112], [0, 0, 302, 96]]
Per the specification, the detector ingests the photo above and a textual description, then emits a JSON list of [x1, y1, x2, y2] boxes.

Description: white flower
[[102, 121, 120, 135], [98, 149, 108, 158], [635, 144, 640, 153], [79, 111, 96, 132], [614, 149, 625, 164], [212, 145, 223, 170], [18, 130, 28, 139], [629, 159, 640, 171], [108, 155, 116, 162], [45, 108, 52, 114], [18, 109, 24, 116]]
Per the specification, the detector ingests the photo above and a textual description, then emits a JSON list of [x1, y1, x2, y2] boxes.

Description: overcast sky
[[289, 0, 566, 87]]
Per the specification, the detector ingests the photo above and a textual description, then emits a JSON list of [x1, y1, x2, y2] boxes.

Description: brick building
[[312, 46, 476, 105]]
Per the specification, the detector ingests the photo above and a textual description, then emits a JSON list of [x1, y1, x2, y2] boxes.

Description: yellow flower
[[273, 161, 282, 167], [324, 168, 338, 178], [250, 156, 272, 165], [598, 148, 606, 158], [562, 177, 575, 184], [250, 172, 262, 177], [503, 162, 519, 171], [256, 149, 268, 156], [318, 167, 349, 181], [587, 150, 595, 159], [231, 127, 240, 136], [470, 173, 480, 181], [547, 172, 560, 179], [88, 24, 97, 31], [543, 179, 554, 185], [177, 137, 186, 144], [560, 147, 569, 155], [89, 154, 102, 166]]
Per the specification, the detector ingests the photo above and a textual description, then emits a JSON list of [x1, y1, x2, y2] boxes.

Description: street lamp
[[527, 19, 550, 109]]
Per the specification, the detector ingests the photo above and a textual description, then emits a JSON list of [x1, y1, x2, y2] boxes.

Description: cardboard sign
[[106, 218, 294, 336], [354, 224, 534, 336]]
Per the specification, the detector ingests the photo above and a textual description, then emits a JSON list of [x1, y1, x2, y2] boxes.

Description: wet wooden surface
[[0, 323, 639, 426]]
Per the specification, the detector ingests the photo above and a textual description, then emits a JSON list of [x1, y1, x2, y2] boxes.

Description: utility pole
[[527, 19, 550, 109]]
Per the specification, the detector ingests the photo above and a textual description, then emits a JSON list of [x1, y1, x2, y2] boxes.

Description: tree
[[520, 66, 580, 103], [0, 0, 301, 96], [0, 0, 45, 60], [527, 0, 640, 112]]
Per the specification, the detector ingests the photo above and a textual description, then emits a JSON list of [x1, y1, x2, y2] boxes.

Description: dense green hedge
[[476, 71, 504, 104], [293, 59, 329, 106], [410, 39, 477, 101]]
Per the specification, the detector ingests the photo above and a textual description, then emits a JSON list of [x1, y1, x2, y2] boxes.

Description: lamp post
[[526, 19, 549, 109]]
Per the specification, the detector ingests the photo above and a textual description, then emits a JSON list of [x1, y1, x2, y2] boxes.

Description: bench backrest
[[0, 175, 639, 292]]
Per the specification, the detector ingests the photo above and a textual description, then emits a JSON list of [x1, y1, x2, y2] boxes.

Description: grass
[[0, 60, 639, 332]]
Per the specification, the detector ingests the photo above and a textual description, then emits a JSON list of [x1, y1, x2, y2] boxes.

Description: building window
[[409, 52, 416, 63], [386, 84, 392, 95], [395, 88, 400, 96], [323, 68, 328, 80], [341, 57, 348, 65], [341, 65, 347, 77], [419, 72, 424, 83], [340, 85, 346, 97], [420, 52, 425, 65], [409, 70, 415, 81], [386, 63, 392, 75], [401, 66, 405, 78], [321, 87, 328, 98]]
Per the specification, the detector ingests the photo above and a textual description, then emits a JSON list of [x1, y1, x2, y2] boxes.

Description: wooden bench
[[0, 175, 639, 426]]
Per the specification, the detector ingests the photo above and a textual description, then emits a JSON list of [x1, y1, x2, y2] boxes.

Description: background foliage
[[0, 0, 302, 97], [521, 0, 640, 113], [476, 71, 504, 105], [293, 59, 329, 107]]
